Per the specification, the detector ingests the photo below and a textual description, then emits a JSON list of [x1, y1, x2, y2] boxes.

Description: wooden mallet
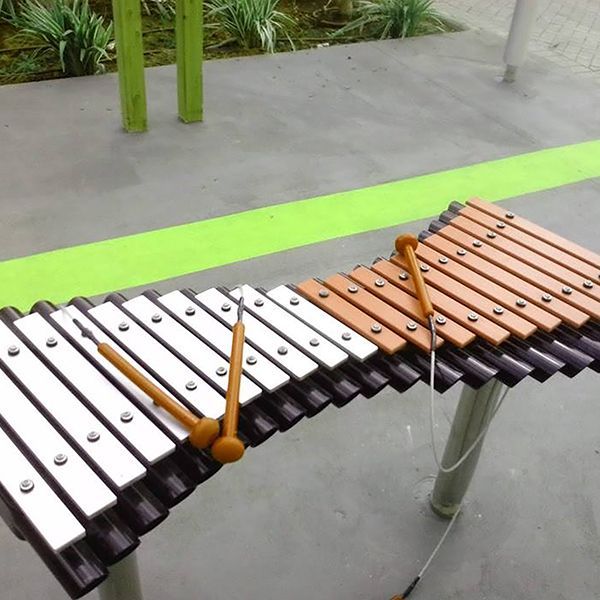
[[210, 295, 246, 464], [63, 309, 220, 449], [395, 234, 434, 321]]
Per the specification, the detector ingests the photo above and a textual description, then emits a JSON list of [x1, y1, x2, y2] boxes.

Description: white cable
[[428, 320, 508, 474], [418, 503, 462, 579]]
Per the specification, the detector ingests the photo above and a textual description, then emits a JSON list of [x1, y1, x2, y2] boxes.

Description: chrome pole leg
[[502, 0, 539, 82], [430, 379, 508, 519], [98, 551, 144, 600]]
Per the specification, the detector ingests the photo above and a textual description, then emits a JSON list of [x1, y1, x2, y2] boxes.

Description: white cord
[[428, 320, 508, 474], [418, 503, 462, 579]]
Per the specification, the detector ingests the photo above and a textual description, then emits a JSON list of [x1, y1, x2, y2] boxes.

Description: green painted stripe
[[4, 140, 600, 311]]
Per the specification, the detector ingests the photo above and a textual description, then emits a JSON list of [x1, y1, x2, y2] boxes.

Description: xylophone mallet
[[64, 311, 220, 449], [391, 236, 462, 600], [395, 234, 434, 323], [210, 296, 246, 464]]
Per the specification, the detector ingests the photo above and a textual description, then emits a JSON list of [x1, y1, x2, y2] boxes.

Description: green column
[[176, 0, 203, 123], [112, 0, 147, 132]]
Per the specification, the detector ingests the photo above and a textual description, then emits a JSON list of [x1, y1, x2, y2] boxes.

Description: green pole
[[176, 0, 203, 122], [112, 0, 147, 132]]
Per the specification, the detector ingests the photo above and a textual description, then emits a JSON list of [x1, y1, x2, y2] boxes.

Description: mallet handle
[[221, 322, 245, 438], [97, 343, 220, 450], [395, 234, 434, 319]]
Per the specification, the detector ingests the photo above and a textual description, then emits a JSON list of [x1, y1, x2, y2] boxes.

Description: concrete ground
[[0, 28, 600, 600], [436, 0, 600, 82]]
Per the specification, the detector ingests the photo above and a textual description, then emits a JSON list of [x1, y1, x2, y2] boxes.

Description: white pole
[[430, 380, 508, 518], [503, 0, 539, 82]]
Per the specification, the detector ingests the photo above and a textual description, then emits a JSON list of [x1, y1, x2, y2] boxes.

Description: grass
[[141, 0, 175, 20], [0, 49, 38, 81]]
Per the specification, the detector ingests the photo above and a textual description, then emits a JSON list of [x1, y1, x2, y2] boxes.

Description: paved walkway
[[436, 0, 600, 81]]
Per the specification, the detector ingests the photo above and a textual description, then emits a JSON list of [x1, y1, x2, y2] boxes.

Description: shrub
[[333, 0, 442, 39], [13, 0, 113, 76], [206, 0, 295, 53]]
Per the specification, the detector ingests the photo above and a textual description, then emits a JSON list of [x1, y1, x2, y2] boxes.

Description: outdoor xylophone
[[0, 199, 598, 599]]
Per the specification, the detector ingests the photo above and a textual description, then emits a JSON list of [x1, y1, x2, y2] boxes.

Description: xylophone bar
[[32, 302, 225, 481], [0, 420, 107, 598]]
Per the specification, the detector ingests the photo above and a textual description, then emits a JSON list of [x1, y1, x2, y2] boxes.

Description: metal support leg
[[98, 551, 144, 600], [430, 379, 507, 519], [503, 0, 539, 82]]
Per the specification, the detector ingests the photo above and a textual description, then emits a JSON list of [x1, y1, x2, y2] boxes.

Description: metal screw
[[347, 285, 359, 293], [496, 222, 506, 229], [438, 257, 449, 264], [486, 232, 497, 239], [120, 411, 133, 423], [562, 286, 573, 295], [185, 306, 196, 316], [54, 453, 68, 466], [398, 272, 409, 280], [216, 366, 228, 376], [46, 337, 57, 348], [19, 479, 34, 493], [371, 323, 382, 333], [493, 306, 504, 315], [118, 322, 129, 332], [457, 249, 467, 256], [467, 312, 479, 322], [318, 289, 329, 298], [374, 278, 386, 287], [186, 381, 198, 390], [583, 280, 594, 289], [435, 315, 447, 325], [505, 212, 515, 219], [277, 346, 288, 355], [246, 355, 257, 365], [290, 296, 300, 306], [7, 345, 19, 357], [151, 314, 162, 323], [420, 264, 430, 272], [341, 332, 352, 341], [406, 321, 418, 331], [87, 431, 100, 443], [542, 293, 553, 303], [221, 303, 231, 312], [254, 298, 264, 307], [309, 338, 320, 347], [473, 240, 483, 248], [516, 298, 527, 307]]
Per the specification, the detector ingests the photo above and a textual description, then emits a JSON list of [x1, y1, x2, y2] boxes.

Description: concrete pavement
[[436, 0, 600, 82]]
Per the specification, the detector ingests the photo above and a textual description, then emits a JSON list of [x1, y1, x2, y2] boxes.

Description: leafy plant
[[0, 52, 40, 82], [206, 0, 295, 53], [333, 0, 442, 39], [12, 0, 113, 76], [0, 0, 16, 18]]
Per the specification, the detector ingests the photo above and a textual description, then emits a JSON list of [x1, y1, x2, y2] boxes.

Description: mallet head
[[211, 436, 245, 464], [395, 234, 419, 254], [189, 418, 220, 449]]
